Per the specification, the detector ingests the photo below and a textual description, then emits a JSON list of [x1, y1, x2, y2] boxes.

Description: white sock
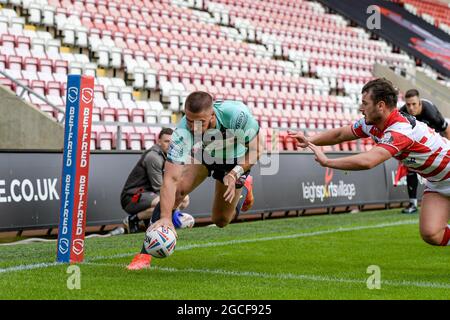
[[410, 199, 417, 207]]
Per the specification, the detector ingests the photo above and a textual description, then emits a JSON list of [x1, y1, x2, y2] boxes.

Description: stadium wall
[[0, 151, 423, 232], [0, 85, 64, 150]]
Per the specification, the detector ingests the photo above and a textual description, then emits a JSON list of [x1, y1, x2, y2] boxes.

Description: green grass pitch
[[1, 209, 449, 300]]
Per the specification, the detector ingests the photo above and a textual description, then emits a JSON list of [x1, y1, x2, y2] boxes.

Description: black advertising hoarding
[[0, 152, 138, 231], [319, 0, 450, 77], [384, 157, 425, 202], [258, 153, 389, 211], [0, 151, 412, 231]]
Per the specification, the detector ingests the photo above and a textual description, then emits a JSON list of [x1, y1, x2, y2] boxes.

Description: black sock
[[129, 214, 139, 223], [407, 172, 418, 202], [151, 202, 176, 223], [151, 202, 161, 223]]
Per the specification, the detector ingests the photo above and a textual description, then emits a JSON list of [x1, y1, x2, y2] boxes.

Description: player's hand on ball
[[308, 142, 329, 167], [149, 217, 177, 239], [223, 174, 237, 203], [288, 130, 309, 148]]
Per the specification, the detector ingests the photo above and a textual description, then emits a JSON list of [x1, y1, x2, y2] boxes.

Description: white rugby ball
[[143, 226, 177, 258]]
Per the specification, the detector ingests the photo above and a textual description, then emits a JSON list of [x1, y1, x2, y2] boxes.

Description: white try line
[[89, 219, 417, 261], [84, 262, 450, 290], [0, 219, 417, 275]]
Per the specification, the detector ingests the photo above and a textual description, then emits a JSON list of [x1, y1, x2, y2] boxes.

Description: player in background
[[397, 89, 450, 213], [127, 91, 262, 270], [289, 78, 450, 248]]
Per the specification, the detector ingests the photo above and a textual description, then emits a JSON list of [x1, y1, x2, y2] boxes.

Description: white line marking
[[0, 219, 417, 274], [0, 262, 62, 274], [89, 219, 417, 261], [84, 262, 450, 290]]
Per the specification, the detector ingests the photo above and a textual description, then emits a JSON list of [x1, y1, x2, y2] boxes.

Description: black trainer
[[401, 204, 418, 214], [123, 215, 140, 233]]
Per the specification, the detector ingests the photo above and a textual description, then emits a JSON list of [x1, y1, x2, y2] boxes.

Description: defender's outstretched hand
[[308, 142, 330, 167], [287, 130, 309, 148]]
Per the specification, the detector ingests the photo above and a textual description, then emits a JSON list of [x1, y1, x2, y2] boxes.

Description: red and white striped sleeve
[[376, 131, 413, 156]]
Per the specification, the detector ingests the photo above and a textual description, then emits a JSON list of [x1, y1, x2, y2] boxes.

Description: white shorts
[[424, 179, 450, 197]]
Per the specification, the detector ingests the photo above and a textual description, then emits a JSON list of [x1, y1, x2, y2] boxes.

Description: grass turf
[[1, 208, 449, 300]]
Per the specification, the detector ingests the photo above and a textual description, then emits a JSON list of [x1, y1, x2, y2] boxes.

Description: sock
[[151, 202, 161, 223], [129, 214, 139, 223], [440, 225, 450, 246], [410, 199, 418, 207], [138, 203, 162, 254], [407, 173, 418, 202], [234, 185, 248, 218], [151, 202, 176, 223]]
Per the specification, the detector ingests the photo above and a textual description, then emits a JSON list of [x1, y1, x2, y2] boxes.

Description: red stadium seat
[[54, 60, 68, 74], [116, 108, 130, 122], [1, 34, 15, 49], [7, 56, 22, 70], [98, 132, 114, 150], [131, 108, 145, 123], [90, 131, 98, 150], [24, 57, 38, 72], [0, 78, 14, 91], [38, 58, 53, 73], [31, 80, 45, 95], [127, 132, 143, 150], [91, 107, 101, 122], [0, 54, 6, 69], [102, 108, 117, 122], [17, 36, 30, 50]]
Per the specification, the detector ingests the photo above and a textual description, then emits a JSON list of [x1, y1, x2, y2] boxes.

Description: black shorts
[[122, 191, 159, 215], [203, 161, 250, 189]]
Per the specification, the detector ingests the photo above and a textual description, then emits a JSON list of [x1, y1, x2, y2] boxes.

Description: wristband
[[231, 165, 245, 179]]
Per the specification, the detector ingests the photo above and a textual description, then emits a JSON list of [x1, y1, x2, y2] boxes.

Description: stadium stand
[[393, 0, 450, 34], [0, 0, 446, 153]]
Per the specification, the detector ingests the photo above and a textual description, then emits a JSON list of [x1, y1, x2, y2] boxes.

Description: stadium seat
[[102, 108, 116, 122], [0, 0, 420, 152], [142, 132, 156, 149], [98, 131, 114, 150], [127, 132, 143, 150], [116, 108, 130, 122]]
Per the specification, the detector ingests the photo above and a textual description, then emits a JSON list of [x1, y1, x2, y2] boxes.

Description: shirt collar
[[381, 109, 400, 132]]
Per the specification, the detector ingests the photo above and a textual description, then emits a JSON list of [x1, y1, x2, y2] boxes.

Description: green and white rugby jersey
[[167, 100, 260, 165]]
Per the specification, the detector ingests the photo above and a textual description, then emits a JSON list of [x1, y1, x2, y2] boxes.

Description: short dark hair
[[405, 89, 420, 99], [361, 78, 398, 109], [158, 127, 173, 139], [184, 91, 213, 113]]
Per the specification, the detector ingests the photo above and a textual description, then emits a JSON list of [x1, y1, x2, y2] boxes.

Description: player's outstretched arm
[[308, 143, 392, 170], [289, 125, 359, 148], [224, 131, 264, 203], [150, 161, 183, 234]]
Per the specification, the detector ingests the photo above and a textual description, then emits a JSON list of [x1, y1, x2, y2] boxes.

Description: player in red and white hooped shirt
[[289, 78, 450, 247]]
